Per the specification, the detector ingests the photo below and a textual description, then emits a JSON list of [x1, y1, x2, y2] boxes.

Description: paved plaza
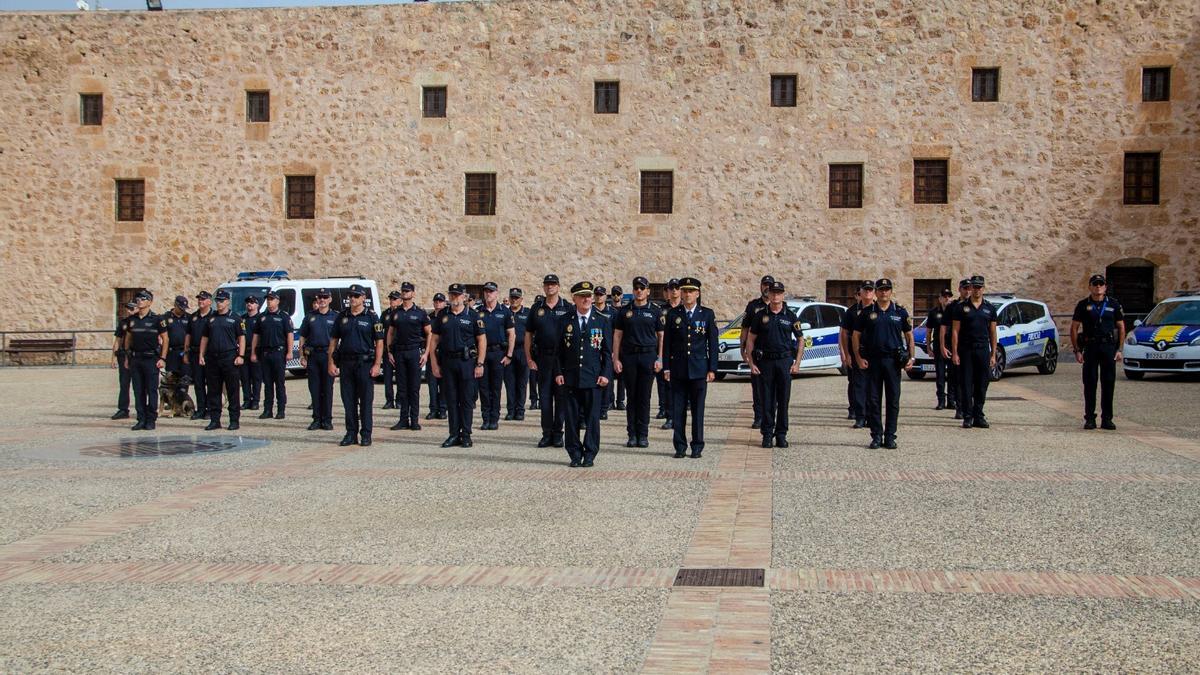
[[0, 365, 1197, 672]]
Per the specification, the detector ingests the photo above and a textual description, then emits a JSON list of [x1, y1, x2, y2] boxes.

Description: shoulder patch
[[477, 320, 485, 329], [374, 323, 383, 332], [658, 315, 666, 326], [793, 321, 802, 331]]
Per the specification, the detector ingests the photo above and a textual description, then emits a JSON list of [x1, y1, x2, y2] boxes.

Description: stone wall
[[1, 0, 1197, 342]]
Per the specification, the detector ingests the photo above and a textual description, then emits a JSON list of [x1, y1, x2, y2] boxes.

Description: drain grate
[[988, 396, 1026, 401], [76, 435, 268, 458], [673, 568, 765, 587]]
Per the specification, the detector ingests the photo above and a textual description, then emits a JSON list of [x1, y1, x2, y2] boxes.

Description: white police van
[[216, 271, 380, 374], [912, 293, 1058, 381], [716, 297, 847, 379], [1122, 291, 1200, 379]]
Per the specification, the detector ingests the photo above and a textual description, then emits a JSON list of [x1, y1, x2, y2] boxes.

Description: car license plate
[[1142, 351, 1174, 359], [920, 364, 935, 372]]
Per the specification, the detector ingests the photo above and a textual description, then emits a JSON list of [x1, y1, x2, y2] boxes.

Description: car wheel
[[989, 347, 1006, 382], [713, 372, 727, 381], [906, 370, 927, 380], [1036, 341, 1058, 374], [1124, 369, 1145, 380]]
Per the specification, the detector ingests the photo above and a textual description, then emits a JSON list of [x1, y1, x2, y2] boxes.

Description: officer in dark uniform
[[425, 293, 448, 420], [926, 288, 954, 410], [239, 296, 263, 411], [942, 279, 971, 419], [528, 293, 547, 411], [122, 290, 168, 431], [1070, 274, 1126, 430], [252, 290, 294, 420], [298, 288, 336, 431], [609, 284, 627, 411], [164, 296, 191, 377], [656, 278, 682, 428], [380, 290, 401, 410], [661, 277, 719, 458], [593, 286, 616, 419], [183, 290, 213, 420], [387, 281, 431, 431], [852, 278, 915, 449], [951, 275, 998, 429], [328, 284, 384, 446], [526, 275, 573, 448], [111, 301, 136, 420], [838, 281, 874, 428], [553, 281, 613, 467], [199, 289, 246, 431], [503, 288, 530, 421], [613, 276, 664, 448], [741, 276, 773, 429], [476, 281, 516, 431], [745, 280, 805, 448], [430, 283, 486, 448]]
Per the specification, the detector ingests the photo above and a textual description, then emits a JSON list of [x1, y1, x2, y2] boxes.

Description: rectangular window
[[828, 164, 863, 209], [246, 91, 270, 122], [1123, 153, 1159, 205], [286, 175, 316, 219], [594, 81, 620, 114], [913, 159, 948, 204], [912, 278, 950, 319], [640, 171, 674, 214], [825, 280, 860, 309], [464, 173, 497, 216], [115, 179, 145, 222], [770, 74, 797, 107], [1141, 67, 1170, 102], [80, 94, 103, 126], [971, 68, 1000, 102], [422, 86, 447, 118]]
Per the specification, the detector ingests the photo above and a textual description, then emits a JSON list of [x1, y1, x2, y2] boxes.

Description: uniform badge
[[963, 307, 971, 314], [935, 312, 942, 320], [441, 316, 448, 323], [675, 316, 682, 325], [1086, 304, 1093, 311], [537, 308, 545, 317], [342, 317, 349, 324], [566, 323, 574, 333], [625, 311, 633, 319], [762, 315, 770, 324], [869, 313, 878, 321]]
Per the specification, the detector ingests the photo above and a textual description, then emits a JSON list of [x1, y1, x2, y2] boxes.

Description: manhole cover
[[74, 435, 269, 459], [674, 568, 764, 587]]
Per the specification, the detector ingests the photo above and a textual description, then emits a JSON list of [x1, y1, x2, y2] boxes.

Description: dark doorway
[[1105, 259, 1156, 325]]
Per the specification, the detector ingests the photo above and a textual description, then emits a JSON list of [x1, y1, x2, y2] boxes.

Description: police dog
[[159, 370, 196, 418]]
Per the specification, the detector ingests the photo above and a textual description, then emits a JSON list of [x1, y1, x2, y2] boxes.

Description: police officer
[[425, 293, 449, 420], [183, 290, 213, 420], [430, 283, 486, 448], [164, 296, 191, 378], [553, 281, 613, 467], [298, 288, 336, 431], [122, 290, 168, 431], [661, 277, 719, 458], [741, 275, 773, 429], [529, 294, 547, 411], [240, 296, 263, 411], [111, 301, 136, 420], [526, 275, 573, 448], [612, 276, 664, 448], [1070, 274, 1126, 430], [380, 290, 401, 409], [503, 288, 531, 421], [252, 290, 294, 420], [199, 289, 246, 431], [387, 281, 432, 431], [476, 281, 516, 431], [609, 284, 628, 411], [926, 288, 954, 410], [942, 279, 971, 419], [852, 278, 915, 449], [745, 280, 805, 448], [593, 286, 616, 419], [838, 281, 874, 428], [328, 284, 384, 446], [656, 278, 682, 428], [951, 275, 999, 429]]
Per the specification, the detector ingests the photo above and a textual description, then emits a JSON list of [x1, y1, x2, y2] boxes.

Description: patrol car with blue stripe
[[716, 297, 847, 379], [1122, 291, 1200, 379], [911, 293, 1058, 381]]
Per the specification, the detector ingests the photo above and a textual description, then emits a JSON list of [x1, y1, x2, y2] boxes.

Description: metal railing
[[0, 330, 113, 367]]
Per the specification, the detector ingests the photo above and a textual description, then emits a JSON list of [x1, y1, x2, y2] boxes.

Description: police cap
[[347, 284, 366, 297], [134, 289, 153, 301], [571, 281, 594, 296], [1089, 274, 1106, 286], [509, 287, 523, 298], [196, 290, 213, 300], [768, 280, 786, 293], [433, 292, 447, 302], [265, 290, 279, 300], [860, 280, 876, 291], [594, 286, 607, 296], [401, 282, 415, 292], [174, 295, 189, 309], [123, 301, 137, 310], [959, 278, 971, 289], [483, 281, 499, 292], [969, 275, 985, 287], [678, 277, 701, 291], [244, 295, 260, 305], [316, 288, 331, 298], [632, 276, 649, 289], [387, 290, 401, 300], [543, 274, 560, 286], [667, 278, 681, 289], [213, 289, 231, 302], [760, 275, 775, 285], [448, 283, 466, 296], [611, 285, 623, 296], [940, 288, 954, 297], [875, 278, 894, 290]]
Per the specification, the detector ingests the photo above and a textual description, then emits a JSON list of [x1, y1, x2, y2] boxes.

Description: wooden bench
[[3, 337, 76, 365]]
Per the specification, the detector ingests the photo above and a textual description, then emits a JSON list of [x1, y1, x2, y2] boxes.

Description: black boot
[[259, 409, 274, 419], [275, 407, 285, 420], [204, 420, 220, 431]]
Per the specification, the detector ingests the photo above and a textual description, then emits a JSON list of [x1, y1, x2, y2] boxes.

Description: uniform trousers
[[260, 349, 287, 412], [932, 345, 949, 406], [847, 362, 868, 422], [205, 352, 241, 424], [620, 350, 657, 440], [758, 356, 794, 441], [866, 355, 902, 442], [503, 349, 529, 417], [425, 359, 446, 415], [240, 354, 262, 406], [671, 377, 707, 454], [751, 371, 764, 424], [382, 351, 396, 405], [337, 355, 374, 437], [655, 370, 670, 416], [441, 355, 477, 440], [306, 350, 334, 424], [1082, 342, 1117, 423], [479, 348, 505, 425], [958, 344, 992, 421], [534, 353, 564, 440], [188, 349, 208, 414], [562, 384, 602, 463], [130, 353, 160, 424], [115, 349, 132, 415], [392, 348, 423, 425]]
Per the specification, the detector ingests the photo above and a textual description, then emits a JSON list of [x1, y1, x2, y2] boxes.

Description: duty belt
[[131, 350, 159, 358], [442, 349, 476, 359], [337, 353, 373, 362], [262, 345, 287, 352], [761, 351, 791, 359], [487, 344, 507, 351], [393, 345, 422, 352], [622, 346, 655, 354]]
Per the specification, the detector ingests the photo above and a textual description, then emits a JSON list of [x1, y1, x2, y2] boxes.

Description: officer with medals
[[613, 276, 664, 448], [425, 293, 448, 420], [525, 275, 573, 448], [239, 296, 263, 412], [164, 296, 191, 379], [252, 290, 294, 420], [122, 290, 168, 431], [838, 281, 874, 428], [745, 280, 805, 448], [111, 301, 136, 420], [183, 290, 213, 420], [593, 286, 616, 419], [741, 275, 773, 429], [1070, 274, 1126, 430], [661, 277, 719, 458], [199, 289, 246, 431], [609, 284, 628, 411], [852, 278, 915, 449], [553, 281, 613, 467], [942, 279, 971, 419], [925, 288, 954, 410], [328, 284, 384, 446], [387, 281, 432, 432], [950, 275, 999, 429], [476, 281, 516, 431], [429, 283, 486, 448], [298, 288, 336, 431], [503, 288, 531, 422], [380, 290, 402, 410]]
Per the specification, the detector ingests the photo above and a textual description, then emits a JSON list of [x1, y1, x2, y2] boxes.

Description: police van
[[716, 297, 847, 379], [911, 293, 1058, 381], [1122, 291, 1200, 379], [215, 271, 381, 374]]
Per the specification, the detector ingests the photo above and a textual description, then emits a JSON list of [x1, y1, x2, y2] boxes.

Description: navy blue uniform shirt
[[164, 312, 189, 349], [925, 305, 948, 349], [478, 303, 515, 349], [511, 306, 530, 347], [855, 302, 912, 357], [255, 309, 294, 349], [741, 296, 769, 330], [1071, 296, 1124, 343], [202, 311, 246, 355], [187, 309, 212, 350], [125, 311, 166, 353], [299, 309, 337, 348], [525, 297, 572, 353], [389, 304, 431, 350], [955, 299, 998, 347], [615, 301, 664, 349], [433, 307, 485, 354], [750, 305, 803, 353], [331, 309, 384, 356]]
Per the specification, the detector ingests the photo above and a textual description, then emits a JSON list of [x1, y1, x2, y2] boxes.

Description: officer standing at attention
[[425, 293, 449, 421], [529, 294, 547, 411], [1070, 274, 1125, 430], [838, 281, 874, 428], [612, 276, 664, 448], [380, 291, 402, 410], [553, 281, 613, 468], [741, 276, 773, 429], [199, 289, 246, 431], [298, 288, 337, 431], [852, 278, 915, 449], [164, 296, 191, 378], [951, 275, 999, 429], [387, 281, 432, 432], [503, 288, 531, 422], [609, 284, 628, 411], [941, 279, 971, 419], [745, 280, 805, 448], [183, 290, 213, 420], [476, 282, 515, 431], [656, 278, 682, 428], [926, 288, 954, 410], [593, 286, 616, 419], [111, 301, 136, 420], [526, 275, 573, 448], [239, 296, 263, 412], [661, 277, 719, 458], [429, 284, 486, 448], [123, 290, 168, 431], [328, 284, 384, 446], [251, 290, 294, 420]]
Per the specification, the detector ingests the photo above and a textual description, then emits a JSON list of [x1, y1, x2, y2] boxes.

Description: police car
[[216, 271, 381, 375], [716, 297, 846, 378], [911, 293, 1058, 381], [1122, 291, 1200, 379]]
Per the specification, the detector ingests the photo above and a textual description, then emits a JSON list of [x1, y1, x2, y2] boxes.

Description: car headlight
[[1126, 334, 1137, 346], [1191, 336, 1200, 346]]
